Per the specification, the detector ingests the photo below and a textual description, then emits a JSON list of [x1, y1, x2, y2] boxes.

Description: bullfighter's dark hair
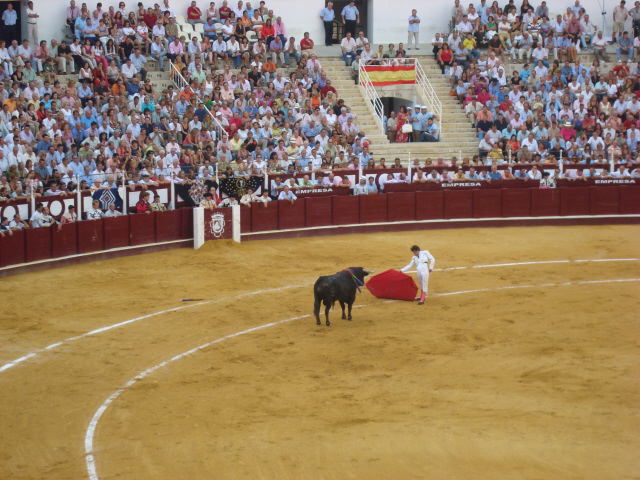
[[411, 245, 420, 251]]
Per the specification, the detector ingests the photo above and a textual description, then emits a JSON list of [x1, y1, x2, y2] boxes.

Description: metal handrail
[[169, 60, 226, 142], [415, 59, 443, 139], [358, 61, 385, 136]]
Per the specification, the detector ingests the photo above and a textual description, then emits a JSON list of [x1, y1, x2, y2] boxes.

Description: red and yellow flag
[[362, 65, 416, 86]]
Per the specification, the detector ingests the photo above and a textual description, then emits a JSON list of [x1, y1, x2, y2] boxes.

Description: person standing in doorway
[[408, 8, 420, 50], [2, 3, 17, 43], [341, 0, 359, 37], [25, 0, 38, 46], [320, 2, 335, 46]]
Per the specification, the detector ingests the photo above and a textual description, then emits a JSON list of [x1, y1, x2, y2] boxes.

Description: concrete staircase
[[321, 56, 479, 164]]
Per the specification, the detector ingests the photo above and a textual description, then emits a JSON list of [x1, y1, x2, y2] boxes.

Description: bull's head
[[348, 267, 371, 284]]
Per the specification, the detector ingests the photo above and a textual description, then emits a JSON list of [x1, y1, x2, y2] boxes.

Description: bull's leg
[[347, 301, 353, 320], [324, 301, 331, 326], [314, 297, 321, 325], [339, 301, 346, 320]]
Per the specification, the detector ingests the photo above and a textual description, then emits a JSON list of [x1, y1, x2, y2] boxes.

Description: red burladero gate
[[1, 186, 639, 272]]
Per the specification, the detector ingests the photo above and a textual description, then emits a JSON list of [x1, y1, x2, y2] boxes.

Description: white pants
[[27, 23, 38, 46], [416, 264, 430, 294], [408, 31, 419, 49]]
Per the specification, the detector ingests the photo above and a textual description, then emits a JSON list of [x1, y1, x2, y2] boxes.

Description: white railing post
[[358, 60, 385, 137], [169, 60, 226, 144]]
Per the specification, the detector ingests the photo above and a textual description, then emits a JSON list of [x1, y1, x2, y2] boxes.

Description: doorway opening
[[330, 0, 370, 44]]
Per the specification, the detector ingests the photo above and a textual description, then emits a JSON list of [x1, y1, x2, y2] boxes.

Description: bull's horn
[[364, 269, 374, 274]]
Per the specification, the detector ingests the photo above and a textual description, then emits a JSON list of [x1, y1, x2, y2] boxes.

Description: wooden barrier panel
[[359, 194, 388, 224], [77, 219, 105, 253], [130, 213, 157, 245], [278, 200, 306, 229], [589, 186, 620, 215], [387, 192, 416, 222], [0, 229, 26, 266], [103, 216, 130, 249], [155, 210, 183, 242], [560, 187, 590, 215], [24, 227, 52, 262], [180, 208, 193, 238], [332, 195, 359, 225], [251, 201, 278, 231], [443, 190, 473, 218], [473, 189, 502, 218], [51, 223, 78, 258], [502, 189, 531, 217], [415, 191, 444, 219], [305, 197, 332, 227], [240, 205, 252, 233], [531, 189, 561, 216], [619, 186, 640, 214], [204, 208, 233, 240]]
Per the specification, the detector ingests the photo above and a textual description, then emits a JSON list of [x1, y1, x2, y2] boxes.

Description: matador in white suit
[[400, 245, 435, 305]]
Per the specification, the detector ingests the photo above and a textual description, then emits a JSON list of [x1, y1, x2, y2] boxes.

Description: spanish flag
[[362, 65, 416, 86]]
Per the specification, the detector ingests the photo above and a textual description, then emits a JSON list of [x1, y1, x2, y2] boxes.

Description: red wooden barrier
[[359, 194, 388, 224], [589, 186, 619, 215], [387, 192, 416, 221], [180, 208, 193, 238], [305, 197, 332, 227], [473, 189, 502, 218], [129, 213, 157, 245], [0, 229, 26, 266], [155, 210, 183, 241], [251, 201, 278, 231], [415, 191, 444, 219], [77, 219, 105, 253], [502, 189, 531, 217], [24, 227, 52, 262], [103, 216, 130, 249], [51, 223, 78, 257], [278, 200, 306, 229], [619, 186, 640, 214], [240, 205, 252, 233], [560, 187, 590, 215], [332, 195, 359, 225], [531, 189, 561, 216], [443, 190, 473, 218], [204, 208, 233, 240]]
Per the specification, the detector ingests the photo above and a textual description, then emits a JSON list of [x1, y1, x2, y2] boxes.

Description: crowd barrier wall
[[241, 185, 640, 236], [0, 208, 193, 269], [1, 186, 638, 273]]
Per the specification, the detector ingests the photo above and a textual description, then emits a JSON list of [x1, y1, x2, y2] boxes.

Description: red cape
[[366, 269, 418, 301]]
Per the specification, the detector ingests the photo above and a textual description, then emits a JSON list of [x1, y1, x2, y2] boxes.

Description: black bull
[[313, 267, 370, 326]]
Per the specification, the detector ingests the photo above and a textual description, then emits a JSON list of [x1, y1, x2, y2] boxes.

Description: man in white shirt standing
[[25, 1, 39, 46], [408, 9, 420, 50]]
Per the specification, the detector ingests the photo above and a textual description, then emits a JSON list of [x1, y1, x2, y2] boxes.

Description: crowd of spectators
[[0, 0, 380, 228], [430, 0, 640, 179]]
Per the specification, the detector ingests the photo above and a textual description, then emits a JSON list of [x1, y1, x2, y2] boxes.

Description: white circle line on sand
[[2, 257, 639, 374], [84, 277, 640, 480]]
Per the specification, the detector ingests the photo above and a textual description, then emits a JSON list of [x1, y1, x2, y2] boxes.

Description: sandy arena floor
[[0, 225, 639, 480]]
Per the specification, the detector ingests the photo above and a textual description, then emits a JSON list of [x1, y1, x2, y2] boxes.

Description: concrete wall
[[30, 0, 625, 52]]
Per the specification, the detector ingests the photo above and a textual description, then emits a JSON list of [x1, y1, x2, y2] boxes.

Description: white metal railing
[[415, 58, 443, 139], [169, 60, 226, 142], [358, 61, 385, 136]]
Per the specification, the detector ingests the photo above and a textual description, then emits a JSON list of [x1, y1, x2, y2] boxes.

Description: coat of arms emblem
[[210, 212, 226, 238]]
